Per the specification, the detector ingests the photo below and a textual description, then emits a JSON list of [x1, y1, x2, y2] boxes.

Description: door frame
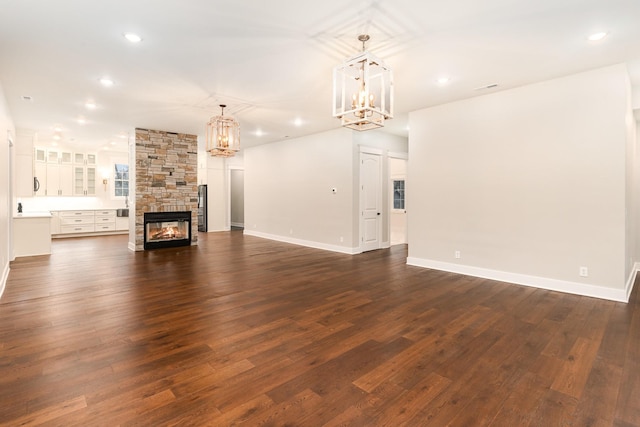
[[7, 130, 14, 262], [388, 151, 408, 246], [359, 146, 383, 253], [226, 164, 244, 230]]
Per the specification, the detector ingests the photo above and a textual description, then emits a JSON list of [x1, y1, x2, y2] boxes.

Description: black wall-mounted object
[[198, 185, 207, 232]]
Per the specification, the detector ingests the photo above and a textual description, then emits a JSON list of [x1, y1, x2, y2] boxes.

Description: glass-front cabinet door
[[86, 167, 96, 195], [74, 166, 96, 196], [74, 166, 85, 195]]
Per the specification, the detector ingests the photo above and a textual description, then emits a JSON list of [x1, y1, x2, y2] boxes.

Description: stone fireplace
[[134, 128, 198, 251]]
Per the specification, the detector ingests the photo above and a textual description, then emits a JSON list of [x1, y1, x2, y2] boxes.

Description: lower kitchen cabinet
[[51, 210, 128, 237]]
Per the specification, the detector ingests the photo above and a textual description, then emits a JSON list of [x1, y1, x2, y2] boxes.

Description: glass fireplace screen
[[146, 220, 189, 242]]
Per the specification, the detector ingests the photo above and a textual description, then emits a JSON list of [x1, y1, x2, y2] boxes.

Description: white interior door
[[360, 152, 382, 252]]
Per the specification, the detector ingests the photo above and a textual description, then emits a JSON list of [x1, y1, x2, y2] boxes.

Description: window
[[114, 163, 129, 197], [393, 179, 405, 210]]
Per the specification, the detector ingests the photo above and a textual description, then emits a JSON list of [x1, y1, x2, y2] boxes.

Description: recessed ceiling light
[[588, 32, 608, 41], [77, 116, 86, 125], [124, 33, 142, 43], [110, 141, 116, 145], [294, 118, 303, 127], [52, 134, 61, 140], [85, 101, 97, 110], [436, 77, 450, 85], [100, 77, 114, 87], [53, 125, 63, 132], [255, 129, 264, 137]]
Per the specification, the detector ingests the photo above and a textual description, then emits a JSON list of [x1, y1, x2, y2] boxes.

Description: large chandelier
[[333, 34, 393, 131], [206, 104, 240, 157]]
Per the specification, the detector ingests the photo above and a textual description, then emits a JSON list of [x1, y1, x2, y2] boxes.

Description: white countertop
[[13, 212, 52, 219]]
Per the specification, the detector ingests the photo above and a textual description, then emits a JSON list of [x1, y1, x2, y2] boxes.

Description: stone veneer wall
[[134, 128, 198, 250]]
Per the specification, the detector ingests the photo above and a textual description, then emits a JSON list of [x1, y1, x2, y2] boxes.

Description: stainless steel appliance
[[198, 185, 207, 232]]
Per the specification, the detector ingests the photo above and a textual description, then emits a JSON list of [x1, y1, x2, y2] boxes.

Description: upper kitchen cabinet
[[33, 147, 97, 197], [73, 164, 96, 196], [74, 152, 96, 165]]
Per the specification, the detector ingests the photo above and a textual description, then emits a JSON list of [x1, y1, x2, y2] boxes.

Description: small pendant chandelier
[[206, 104, 240, 157], [333, 34, 393, 131]]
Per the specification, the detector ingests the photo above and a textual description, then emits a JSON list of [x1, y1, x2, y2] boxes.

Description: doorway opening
[[229, 168, 244, 231], [389, 156, 407, 246]]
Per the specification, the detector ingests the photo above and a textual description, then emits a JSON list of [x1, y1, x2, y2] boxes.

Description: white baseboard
[[0, 261, 9, 300], [243, 230, 360, 255], [406, 257, 630, 303], [230, 222, 244, 228]]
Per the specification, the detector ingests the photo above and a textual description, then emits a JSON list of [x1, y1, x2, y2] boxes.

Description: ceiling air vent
[[21, 95, 33, 101], [474, 83, 498, 91]]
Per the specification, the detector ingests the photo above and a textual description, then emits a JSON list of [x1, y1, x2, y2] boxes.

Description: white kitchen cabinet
[[46, 163, 73, 196], [34, 161, 46, 196], [51, 210, 127, 237], [34, 147, 46, 163], [116, 216, 129, 231], [34, 148, 74, 196], [13, 213, 52, 257], [74, 152, 96, 165], [73, 166, 96, 196], [58, 210, 95, 234], [50, 211, 60, 234], [94, 210, 116, 232], [33, 147, 97, 197]]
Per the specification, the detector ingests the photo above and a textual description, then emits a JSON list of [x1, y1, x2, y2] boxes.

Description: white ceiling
[[1, 0, 639, 153]]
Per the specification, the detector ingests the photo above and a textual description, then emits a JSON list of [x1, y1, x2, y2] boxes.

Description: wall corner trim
[[625, 262, 639, 302], [406, 257, 629, 303], [0, 261, 9, 300]]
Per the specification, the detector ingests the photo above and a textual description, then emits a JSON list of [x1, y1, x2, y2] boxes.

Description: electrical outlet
[[579, 266, 588, 277], [455, 250, 461, 259], [340, 236, 344, 243]]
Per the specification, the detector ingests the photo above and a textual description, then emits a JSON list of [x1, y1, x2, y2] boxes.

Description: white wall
[[206, 156, 227, 231], [624, 73, 639, 291], [245, 128, 356, 251], [244, 127, 408, 253], [636, 122, 640, 275], [0, 81, 15, 296], [407, 64, 634, 302]]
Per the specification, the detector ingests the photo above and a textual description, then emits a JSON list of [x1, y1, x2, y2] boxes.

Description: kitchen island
[[13, 212, 52, 257]]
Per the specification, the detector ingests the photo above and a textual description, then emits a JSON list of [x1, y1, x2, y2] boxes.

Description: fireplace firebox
[[144, 211, 192, 250]]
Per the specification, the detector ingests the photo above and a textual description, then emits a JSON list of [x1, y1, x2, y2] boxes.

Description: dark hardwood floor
[[1, 232, 639, 426]]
